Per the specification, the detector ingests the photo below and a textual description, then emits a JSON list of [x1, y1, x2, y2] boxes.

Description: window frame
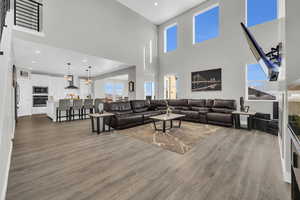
[[245, 0, 279, 27], [245, 64, 278, 102], [193, 4, 220, 45], [164, 23, 178, 53]]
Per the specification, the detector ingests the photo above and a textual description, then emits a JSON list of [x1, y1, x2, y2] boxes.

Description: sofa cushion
[[191, 107, 209, 113], [254, 112, 271, 120], [171, 106, 190, 111], [150, 100, 167, 110], [116, 113, 143, 125], [212, 108, 234, 114], [168, 99, 188, 107], [131, 100, 149, 113], [140, 111, 161, 118], [180, 110, 200, 119], [134, 107, 148, 113], [206, 99, 214, 108], [213, 99, 236, 110], [189, 99, 206, 107], [104, 102, 133, 114], [207, 112, 232, 123]]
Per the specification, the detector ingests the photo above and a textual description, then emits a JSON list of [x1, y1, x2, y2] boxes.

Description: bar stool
[[71, 99, 83, 120], [83, 99, 94, 119], [56, 99, 71, 122]]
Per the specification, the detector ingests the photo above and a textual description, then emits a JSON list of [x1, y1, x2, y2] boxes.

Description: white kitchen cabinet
[[18, 77, 32, 116]]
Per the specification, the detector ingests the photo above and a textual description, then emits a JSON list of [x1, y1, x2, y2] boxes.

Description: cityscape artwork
[[191, 68, 222, 92]]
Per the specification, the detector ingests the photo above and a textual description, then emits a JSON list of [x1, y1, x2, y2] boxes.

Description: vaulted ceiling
[[116, 0, 207, 25]]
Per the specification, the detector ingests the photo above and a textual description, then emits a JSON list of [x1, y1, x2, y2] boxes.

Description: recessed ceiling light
[[82, 59, 88, 63], [29, 67, 33, 70], [35, 50, 41, 54], [32, 61, 36, 64], [154, 2, 158, 6]]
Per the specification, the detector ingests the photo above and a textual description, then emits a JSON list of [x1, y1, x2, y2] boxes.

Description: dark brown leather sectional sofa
[[104, 99, 236, 130]]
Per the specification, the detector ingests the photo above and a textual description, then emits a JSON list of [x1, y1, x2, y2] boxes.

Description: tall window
[[144, 81, 155, 99], [194, 5, 219, 44], [164, 24, 178, 53], [104, 83, 114, 95], [246, 64, 277, 101], [246, 0, 278, 27], [115, 83, 124, 96]]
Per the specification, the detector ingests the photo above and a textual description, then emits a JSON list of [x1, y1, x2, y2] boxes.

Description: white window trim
[[164, 23, 178, 53], [245, 64, 278, 102], [193, 3, 219, 45], [149, 40, 153, 64], [245, 0, 280, 27]]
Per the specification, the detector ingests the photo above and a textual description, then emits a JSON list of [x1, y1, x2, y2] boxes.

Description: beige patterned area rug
[[116, 121, 221, 155]]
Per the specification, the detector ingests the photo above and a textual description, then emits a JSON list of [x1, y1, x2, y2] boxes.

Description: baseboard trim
[[0, 141, 13, 200]]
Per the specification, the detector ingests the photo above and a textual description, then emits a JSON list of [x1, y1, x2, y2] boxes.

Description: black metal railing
[[0, 0, 10, 44], [14, 0, 42, 32]]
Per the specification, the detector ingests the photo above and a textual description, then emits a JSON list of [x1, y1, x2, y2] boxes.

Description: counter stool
[[71, 99, 83, 120], [56, 99, 71, 122], [83, 99, 94, 119]]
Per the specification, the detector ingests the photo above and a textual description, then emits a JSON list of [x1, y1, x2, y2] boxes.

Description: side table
[[232, 111, 256, 131], [89, 113, 115, 135]]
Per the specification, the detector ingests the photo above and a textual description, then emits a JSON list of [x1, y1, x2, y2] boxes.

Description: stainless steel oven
[[33, 95, 48, 107], [33, 86, 48, 94]]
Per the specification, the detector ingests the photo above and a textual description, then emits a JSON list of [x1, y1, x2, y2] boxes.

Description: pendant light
[[85, 66, 92, 85], [64, 62, 72, 81]]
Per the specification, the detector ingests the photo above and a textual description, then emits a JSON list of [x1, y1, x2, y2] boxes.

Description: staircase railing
[[0, 0, 10, 44], [14, 0, 42, 32]]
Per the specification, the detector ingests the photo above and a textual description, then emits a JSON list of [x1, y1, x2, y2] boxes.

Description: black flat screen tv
[[241, 22, 280, 81]]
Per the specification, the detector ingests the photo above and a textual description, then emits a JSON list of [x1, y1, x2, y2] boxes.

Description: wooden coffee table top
[[150, 113, 185, 121]]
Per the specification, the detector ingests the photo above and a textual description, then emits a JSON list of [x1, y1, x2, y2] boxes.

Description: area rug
[[116, 121, 221, 155]]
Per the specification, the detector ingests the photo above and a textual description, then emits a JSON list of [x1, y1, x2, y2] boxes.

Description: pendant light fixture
[[64, 62, 72, 81], [85, 66, 93, 85]]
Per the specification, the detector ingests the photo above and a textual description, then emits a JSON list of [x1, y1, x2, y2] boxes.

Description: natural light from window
[[247, 0, 278, 27], [246, 64, 277, 101], [164, 24, 178, 52], [194, 5, 219, 44]]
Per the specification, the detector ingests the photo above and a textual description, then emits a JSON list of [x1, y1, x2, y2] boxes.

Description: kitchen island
[[46, 100, 59, 122]]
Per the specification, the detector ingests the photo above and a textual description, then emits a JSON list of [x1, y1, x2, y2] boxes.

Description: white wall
[[93, 67, 136, 100], [13, 0, 158, 100], [0, 11, 15, 200], [280, 0, 300, 183], [94, 79, 128, 100], [158, 0, 282, 115]]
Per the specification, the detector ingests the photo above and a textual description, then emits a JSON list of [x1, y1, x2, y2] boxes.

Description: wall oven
[[33, 95, 48, 107], [33, 86, 48, 94]]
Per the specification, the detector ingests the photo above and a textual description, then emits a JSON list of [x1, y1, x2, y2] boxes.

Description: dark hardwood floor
[[6, 115, 290, 200]]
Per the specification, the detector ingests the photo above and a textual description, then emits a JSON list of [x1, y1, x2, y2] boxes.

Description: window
[[104, 83, 114, 95], [164, 24, 178, 52], [115, 83, 124, 96], [144, 81, 155, 99], [194, 5, 219, 44], [246, 64, 277, 101], [246, 0, 278, 27]]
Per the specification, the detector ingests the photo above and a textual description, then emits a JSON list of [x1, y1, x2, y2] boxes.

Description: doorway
[[164, 75, 178, 99]]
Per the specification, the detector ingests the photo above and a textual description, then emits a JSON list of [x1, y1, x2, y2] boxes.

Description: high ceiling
[[13, 38, 131, 77], [116, 0, 207, 25]]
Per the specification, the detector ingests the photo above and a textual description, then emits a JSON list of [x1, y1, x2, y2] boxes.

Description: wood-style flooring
[[6, 115, 290, 200]]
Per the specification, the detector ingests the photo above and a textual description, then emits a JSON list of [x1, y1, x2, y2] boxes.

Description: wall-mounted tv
[[241, 22, 280, 81]]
